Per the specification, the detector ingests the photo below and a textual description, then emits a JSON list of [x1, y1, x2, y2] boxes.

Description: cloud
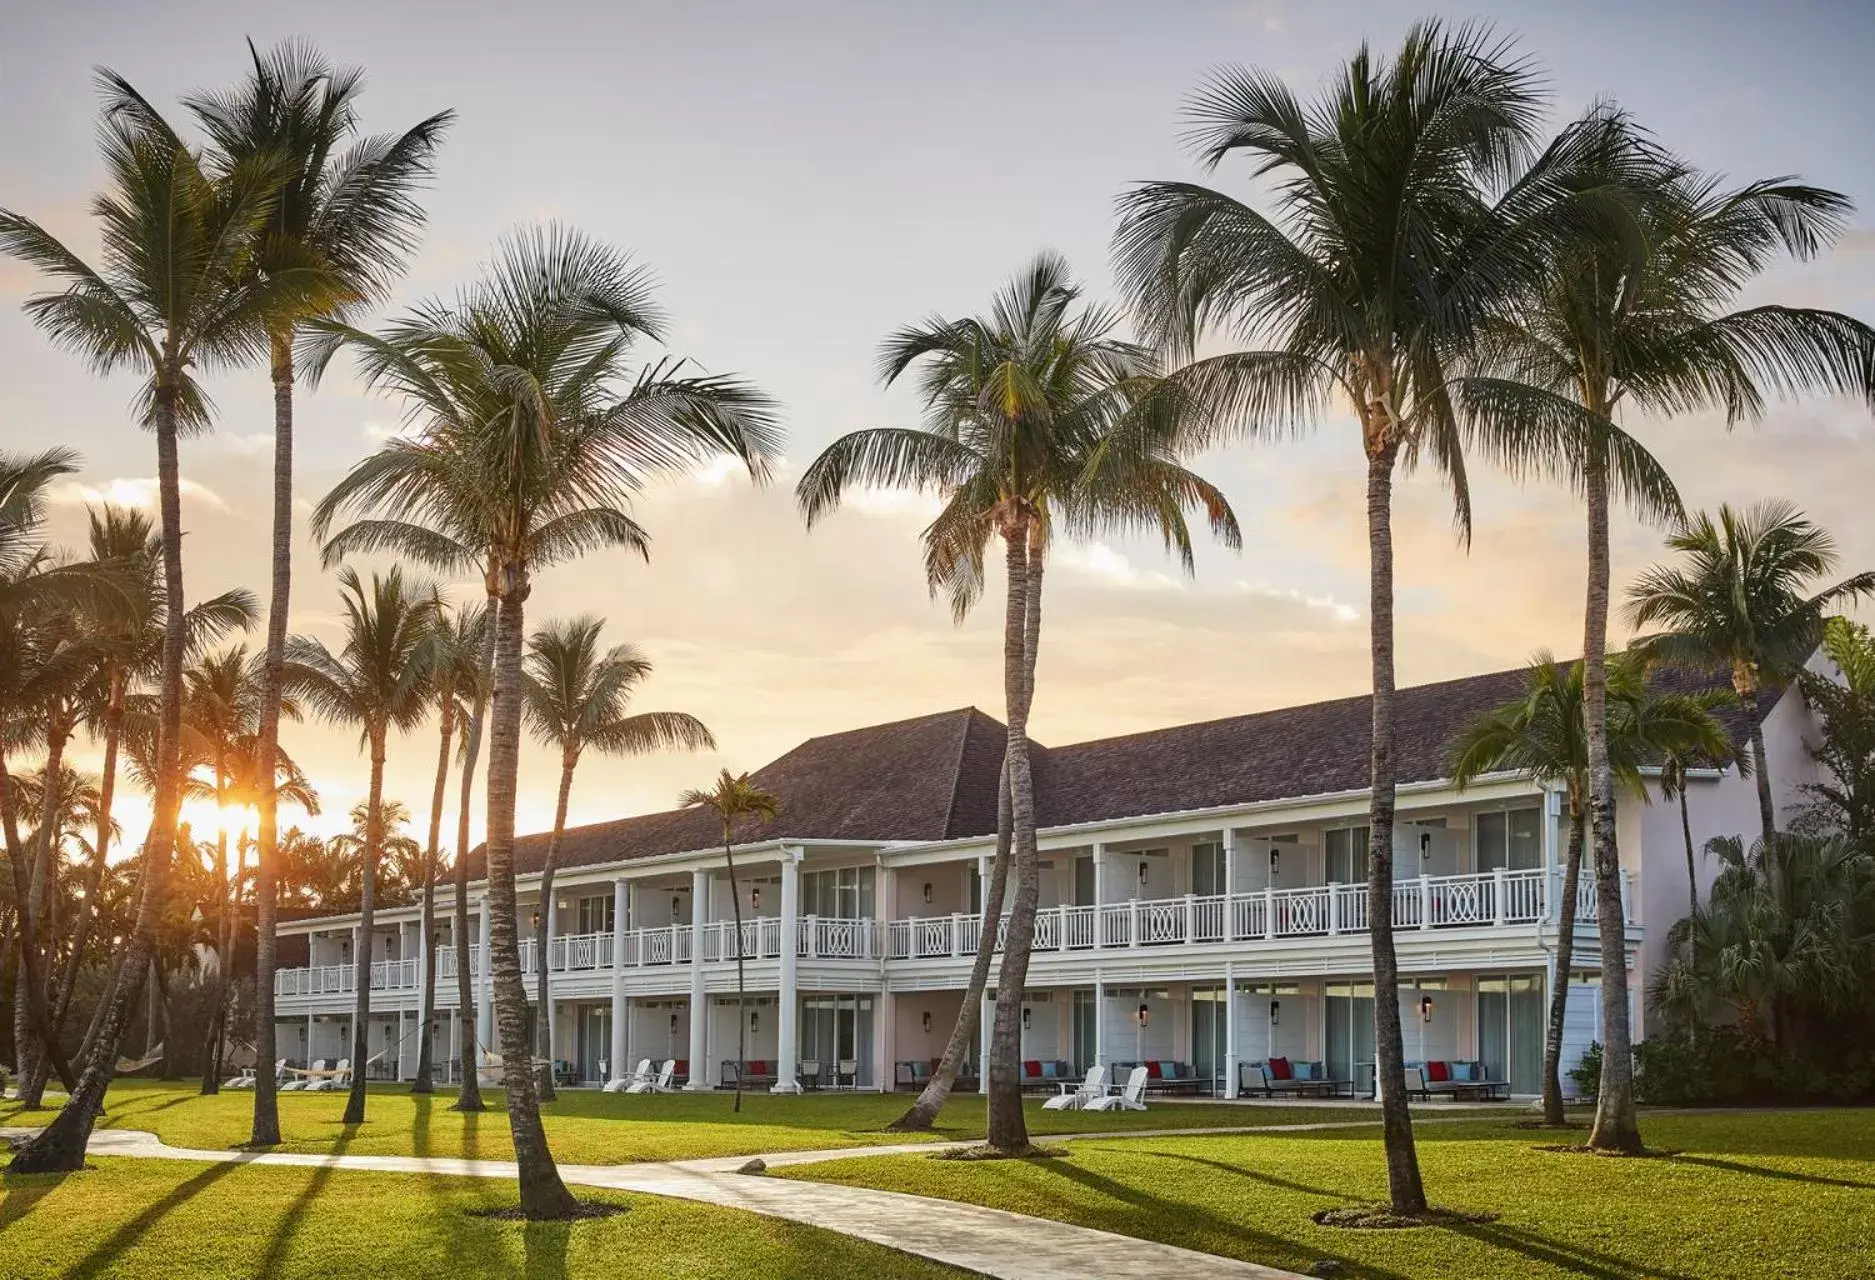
[[1233, 579, 1359, 622], [49, 476, 228, 512], [1053, 541, 1183, 591]]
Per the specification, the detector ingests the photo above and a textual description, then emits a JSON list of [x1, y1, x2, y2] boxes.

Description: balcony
[[883, 867, 1627, 960]]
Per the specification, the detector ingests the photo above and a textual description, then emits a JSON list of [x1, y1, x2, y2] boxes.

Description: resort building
[[271, 661, 1823, 1099]]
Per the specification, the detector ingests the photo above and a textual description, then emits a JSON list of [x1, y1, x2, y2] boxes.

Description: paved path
[[2, 1125, 1310, 1280]]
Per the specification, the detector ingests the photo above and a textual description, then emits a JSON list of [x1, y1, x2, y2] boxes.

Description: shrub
[[1569, 1041, 1602, 1099]]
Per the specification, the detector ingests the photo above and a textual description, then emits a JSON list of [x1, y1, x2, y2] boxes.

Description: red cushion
[[1427, 1060, 1450, 1082], [1146, 1061, 1164, 1078], [675, 1060, 688, 1073], [1268, 1056, 1293, 1081], [750, 1060, 767, 1075], [1023, 1059, 1042, 1078]]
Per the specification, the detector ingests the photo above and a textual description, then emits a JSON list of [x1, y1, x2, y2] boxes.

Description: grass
[[0, 1156, 967, 1279], [0, 1079, 1397, 1164], [785, 1108, 1875, 1279]]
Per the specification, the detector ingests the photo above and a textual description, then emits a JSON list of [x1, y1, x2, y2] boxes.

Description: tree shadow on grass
[[1032, 1151, 1409, 1280], [0, 1172, 63, 1231], [1450, 1219, 1705, 1280], [251, 1127, 356, 1277], [1665, 1153, 1875, 1191], [522, 1219, 571, 1280], [1152, 1149, 1363, 1202], [63, 1160, 243, 1280]]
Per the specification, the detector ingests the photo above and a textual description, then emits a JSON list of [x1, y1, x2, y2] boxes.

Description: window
[[1476, 808, 1542, 872], [575, 894, 615, 934], [1190, 842, 1226, 896], [1326, 826, 1371, 884], [802, 866, 874, 919], [1072, 854, 1096, 906]]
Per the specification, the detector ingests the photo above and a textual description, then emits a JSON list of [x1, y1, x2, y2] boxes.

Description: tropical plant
[[282, 566, 438, 1124], [1630, 503, 1875, 847], [183, 42, 450, 1146], [410, 595, 486, 1094], [1798, 617, 1875, 849], [679, 770, 777, 1113], [1474, 131, 1875, 1151], [1111, 21, 1622, 1205], [312, 223, 781, 1217], [330, 798, 423, 905], [1449, 651, 1740, 1123], [522, 616, 712, 1100], [0, 70, 324, 1171], [796, 252, 1237, 1150]]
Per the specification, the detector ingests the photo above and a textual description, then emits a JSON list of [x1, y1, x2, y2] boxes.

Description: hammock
[[116, 1043, 164, 1074]]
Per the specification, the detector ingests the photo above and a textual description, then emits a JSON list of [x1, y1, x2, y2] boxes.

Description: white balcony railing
[[276, 866, 1634, 996]]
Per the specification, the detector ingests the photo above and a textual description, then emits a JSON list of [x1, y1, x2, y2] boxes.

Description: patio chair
[[281, 1059, 322, 1092], [308, 1059, 350, 1092], [605, 1059, 653, 1093], [628, 1059, 676, 1094], [835, 1058, 858, 1089], [800, 1059, 823, 1090], [1085, 1065, 1149, 1112], [1042, 1064, 1107, 1110]]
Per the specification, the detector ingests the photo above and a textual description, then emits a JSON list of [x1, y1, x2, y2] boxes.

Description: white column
[[398, 1008, 410, 1080], [543, 897, 558, 1065], [475, 899, 492, 1061], [1093, 970, 1107, 1069], [447, 1006, 457, 1084], [609, 878, 628, 1086], [685, 868, 709, 1090], [773, 849, 802, 1093], [306, 1011, 315, 1065], [1222, 961, 1237, 1099], [874, 990, 894, 1093], [1093, 842, 1108, 905], [978, 987, 991, 1093]]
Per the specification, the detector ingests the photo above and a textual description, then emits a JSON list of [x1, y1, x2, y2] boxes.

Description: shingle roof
[[481, 706, 1009, 878], [473, 661, 1769, 878]]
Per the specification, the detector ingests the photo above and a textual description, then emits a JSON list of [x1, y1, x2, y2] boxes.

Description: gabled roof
[[483, 706, 1008, 877], [473, 660, 1769, 880]]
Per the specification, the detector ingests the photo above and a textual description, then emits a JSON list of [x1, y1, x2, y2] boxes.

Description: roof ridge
[[936, 707, 976, 839]]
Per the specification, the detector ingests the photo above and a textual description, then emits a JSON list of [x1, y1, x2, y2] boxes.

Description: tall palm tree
[[797, 253, 1238, 1152], [1449, 652, 1740, 1124], [0, 74, 320, 1172], [282, 567, 439, 1124], [1473, 135, 1875, 1152], [1112, 22, 1631, 1209], [523, 616, 713, 1100], [312, 224, 781, 1218], [411, 597, 487, 1094], [330, 798, 422, 904], [680, 770, 777, 1114], [184, 39, 451, 1149], [1631, 503, 1875, 847]]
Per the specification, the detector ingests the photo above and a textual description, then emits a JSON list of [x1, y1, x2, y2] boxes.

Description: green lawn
[[787, 1109, 1875, 1279], [0, 1080, 1389, 1164], [0, 1156, 965, 1279]]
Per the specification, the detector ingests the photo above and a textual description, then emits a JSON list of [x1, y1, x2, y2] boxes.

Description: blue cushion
[[1041, 1061, 1058, 1079], [1293, 1061, 1314, 1080]]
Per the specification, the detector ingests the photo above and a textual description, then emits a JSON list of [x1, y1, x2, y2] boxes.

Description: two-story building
[[272, 659, 1822, 1099]]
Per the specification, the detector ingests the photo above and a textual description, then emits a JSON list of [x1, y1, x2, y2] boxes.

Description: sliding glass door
[[1324, 981, 1375, 1095], [1477, 973, 1544, 1094]]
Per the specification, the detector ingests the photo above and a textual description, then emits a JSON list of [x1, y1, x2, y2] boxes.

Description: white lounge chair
[[281, 1058, 322, 1091], [604, 1059, 653, 1094], [627, 1059, 676, 1094], [1085, 1065, 1149, 1112], [308, 1058, 351, 1092], [1042, 1064, 1107, 1110]]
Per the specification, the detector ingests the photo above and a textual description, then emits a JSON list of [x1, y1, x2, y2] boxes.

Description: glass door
[[1191, 986, 1227, 1094], [1071, 990, 1096, 1070], [1326, 827, 1371, 885], [800, 994, 874, 1088], [1325, 981, 1375, 1095], [1477, 972, 1545, 1094], [1190, 843, 1225, 896], [576, 1005, 608, 1083]]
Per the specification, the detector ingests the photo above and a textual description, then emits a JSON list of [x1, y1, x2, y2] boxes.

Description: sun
[[178, 797, 260, 843]]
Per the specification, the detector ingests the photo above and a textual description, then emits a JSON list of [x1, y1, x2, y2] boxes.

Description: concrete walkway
[[3, 1125, 1310, 1280]]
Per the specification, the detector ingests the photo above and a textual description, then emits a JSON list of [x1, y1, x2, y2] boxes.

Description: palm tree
[[331, 798, 422, 905], [523, 616, 713, 1100], [0, 73, 322, 1172], [411, 597, 487, 1094], [1798, 617, 1875, 848], [1472, 134, 1875, 1153], [797, 253, 1237, 1151], [1112, 22, 1632, 1209], [279, 827, 358, 910], [1631, 503, 1875, 847], [680, 771, 778, 1113], [1449, 652, 1739, 1123], [283, 567, 439, 1124], [184, 43, 450, 1146], [312, 224, 781, 1218]]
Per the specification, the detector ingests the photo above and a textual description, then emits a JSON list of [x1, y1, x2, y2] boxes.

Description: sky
[[2, 0, 1872, 851]]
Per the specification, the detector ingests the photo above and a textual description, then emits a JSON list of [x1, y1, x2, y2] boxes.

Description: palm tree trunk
[[252, 335, 295, 1147], [1363, 434, 1427, 1215], [48, 675, 125, 1045], [414, 687, 455, 1094], [724, 830, 748, 1114], [1746, 714, 1776, 850], [201, 760, 231, 1095], [452, 597, 497, 1113], [342, 734, 387, 1125], [986, 523, 1040, 1154], [11, 374, 187, 1174], [1680, 784, 1698, 919], [13, 718, 76, 1106], [533, 752, 576, 1104], [484, 570, 578, 1218], [1583, 451, 1643, 1154], [1541, 807, 1585, 1125], [886, 757, 1012, 1132]]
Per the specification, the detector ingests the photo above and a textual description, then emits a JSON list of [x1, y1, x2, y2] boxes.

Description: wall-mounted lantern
[[1269, 847, 1281, 875], [1269, 999, 1281, 1027], [669, 1013, 680, 1034], [922, 1011, 932, 1033], [1136, 1003, 1149, 1028], [751, 887, 762, 911], [1021, 1007, 1031, 1031], [1137, 860, 1150, 887], [922, 882, 933, 904], [1420, 996, 1435, 1023]]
